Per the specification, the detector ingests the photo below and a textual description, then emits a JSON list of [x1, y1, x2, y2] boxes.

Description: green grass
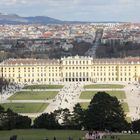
[[104, 135, 140, 140], [8, 91, 58, 100], [126, 117, 132, 123], [80, 102, 89, 109], [80, 102, 129, 112], [23, 84, 64, 89], [0, 130, 139, 140], [0, 129, 86, 140], [80, 91, 126, 99], [0, 103, 48, 113], [84, 84, 125, 89], [122, 103, 129, 112]]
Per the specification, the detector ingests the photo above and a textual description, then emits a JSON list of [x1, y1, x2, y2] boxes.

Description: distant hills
[[0, 13, 125, 24], [0, 13, 64, 24]]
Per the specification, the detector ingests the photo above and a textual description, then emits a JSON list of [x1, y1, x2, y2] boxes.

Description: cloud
[[0, 0, 140, 22], [0, 0, 27, 5]]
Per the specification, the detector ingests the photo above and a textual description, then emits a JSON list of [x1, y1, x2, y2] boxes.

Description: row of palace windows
[[8, 77, 136, 83], [95, 78, 133, 81], [2, 65, 137, 72], [12, 78, 58, 83], [65, 60, 89, 65], [49, 73, 60, 77], [8, 78, 47, 83], [2, 67, 60, 73], [64, 66, 137, 71], [4, 73, 61, 77], [65, 67, 89, 70], [65, 72, 133, 77], [4, 71, 135, 78], [65, 72, 89, 77]]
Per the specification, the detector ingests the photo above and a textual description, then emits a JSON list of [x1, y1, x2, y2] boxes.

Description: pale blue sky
[[0, 0, 140, 22]]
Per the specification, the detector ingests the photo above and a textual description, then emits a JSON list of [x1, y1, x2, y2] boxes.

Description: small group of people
[[85, 131, 106, 140], [52, 82, 82, 111], [0, 83, 22, 102]]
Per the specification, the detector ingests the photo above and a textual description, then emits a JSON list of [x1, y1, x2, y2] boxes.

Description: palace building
[[0, 56, 140, 84]]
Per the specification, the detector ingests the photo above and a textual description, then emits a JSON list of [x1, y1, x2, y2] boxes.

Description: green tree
[[0, 105, 31, 130], [54, 108, 73, 129], [71, 103, 85, 129], [84, 92, 127, 131], [132, 119, 140, 133], [61, 108, 72, 127], [0, 105, 5, 130], [34, 113, 60, 129], [0, 78, 9, 92], [15, 115, 31, 129]]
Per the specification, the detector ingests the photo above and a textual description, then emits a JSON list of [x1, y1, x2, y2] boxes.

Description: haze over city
[[0, 0, 140, 22]]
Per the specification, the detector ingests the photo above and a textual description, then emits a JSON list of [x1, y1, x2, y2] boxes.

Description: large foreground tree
[[84, 92, 127, 131]]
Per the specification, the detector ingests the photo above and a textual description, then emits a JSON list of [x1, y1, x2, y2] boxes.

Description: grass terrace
[[80, 102, 89, 110], [23, 84, 64, 89], [8, 91, 58, 100], [126, 117, 132, 123], [80, 91, 126, 99], [84, 84, 125, 89], [1, 103, 48, 113], [0, 130, 139, 140], [80, 102, 129, 112], [122, 102, 129, 112]]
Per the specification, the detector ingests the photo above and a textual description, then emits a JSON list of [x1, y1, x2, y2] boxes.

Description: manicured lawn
[[0, 129, 86, 140], [104, 135, 140, 140], [8, 91, 58, 100], [126, 117, 132, 123], [84, 84, 125, 89], [122, 103, 129, 112], [80, 102, 89, 109], [80, 102, 129, 113], [0, 103, 48, 113], [0, 129, 139, 140], [80, 91, 126, 99], [23, 84, 64, 89]]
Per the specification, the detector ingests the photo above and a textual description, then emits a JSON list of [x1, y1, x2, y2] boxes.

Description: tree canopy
[[84, 92, 127, 131], [0, 105, 31, 130]]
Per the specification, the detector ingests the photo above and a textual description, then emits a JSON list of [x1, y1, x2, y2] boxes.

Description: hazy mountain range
[[0, 13, 64, 24], [0, 13, 124, 24]]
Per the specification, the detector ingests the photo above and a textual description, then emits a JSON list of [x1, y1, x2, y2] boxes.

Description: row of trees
[[34, 92, 127, 131], [33, 92, 140, 133], [96, 42, 140, 58], [1, 92, 140, 132], [0, 78, 9, 92], [0, 106, 31, 130]]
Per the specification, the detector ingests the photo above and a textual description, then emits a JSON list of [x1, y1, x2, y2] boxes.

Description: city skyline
[[0, 0, 140, 22]]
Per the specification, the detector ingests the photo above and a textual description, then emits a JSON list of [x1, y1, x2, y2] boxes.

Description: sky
[[0, 0, 140, 22]]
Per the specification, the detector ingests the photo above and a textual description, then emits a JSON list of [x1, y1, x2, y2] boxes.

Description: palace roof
[[1, 58, 60, 65]]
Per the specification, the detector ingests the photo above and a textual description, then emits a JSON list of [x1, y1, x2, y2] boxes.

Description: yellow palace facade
[[0, 56, 140, 84]]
